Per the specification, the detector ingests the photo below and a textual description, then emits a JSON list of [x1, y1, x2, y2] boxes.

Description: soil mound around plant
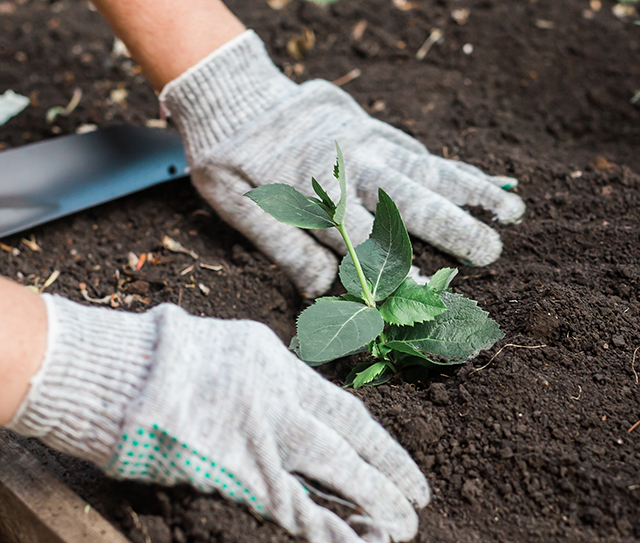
[[2, 0, 640, 542]]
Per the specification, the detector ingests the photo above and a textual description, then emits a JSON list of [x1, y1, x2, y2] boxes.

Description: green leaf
[[341, 293, 365, 303], [245, 184, 334, 229], [297, 299, 384, 364], [379, 277, 447, 326], [385, 291, 504, 364], [312, 177, 336, 214], [353, 362, 388, 388], [345, 362, 394, 388], [333, 142, 348, 226], [428, 268, 458, 292], [339, 189, 412, 301]]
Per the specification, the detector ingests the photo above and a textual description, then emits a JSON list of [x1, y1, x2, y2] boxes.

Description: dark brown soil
[[2, 0, 640, 542]]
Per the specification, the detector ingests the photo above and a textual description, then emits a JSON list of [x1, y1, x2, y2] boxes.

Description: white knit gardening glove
[[160, 30, 525, 298], [7, 295, 430, 543]]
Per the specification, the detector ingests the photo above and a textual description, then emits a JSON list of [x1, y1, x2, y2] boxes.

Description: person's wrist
[[7, 295, 158, 465], [160, 29, 297, 161]]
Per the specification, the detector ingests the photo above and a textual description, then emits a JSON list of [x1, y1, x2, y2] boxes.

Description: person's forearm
[[0, 276, 47, 426], [91, 0, 245, 91]]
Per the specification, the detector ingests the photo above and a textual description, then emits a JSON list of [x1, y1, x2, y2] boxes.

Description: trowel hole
[[168, 165, 177, 175]]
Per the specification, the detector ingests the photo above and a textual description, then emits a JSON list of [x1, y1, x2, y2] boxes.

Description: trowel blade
[[0, 125, 189, 239]]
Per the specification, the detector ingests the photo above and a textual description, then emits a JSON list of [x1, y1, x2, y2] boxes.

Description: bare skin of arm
[[1, 1, 245, 424], [90, 0, 246, 91], [0, 277, 47, 426]]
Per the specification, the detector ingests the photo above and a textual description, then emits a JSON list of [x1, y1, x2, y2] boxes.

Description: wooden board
[[0, 430, 130, 543]]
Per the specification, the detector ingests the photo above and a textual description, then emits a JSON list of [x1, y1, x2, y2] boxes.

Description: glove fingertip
[[488, 175, 519, 190], [495, 193, 526, 224], [462, 228, 503, 267]]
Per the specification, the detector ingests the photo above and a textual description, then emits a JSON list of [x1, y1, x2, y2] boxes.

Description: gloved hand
[[8, 295, 430, 543], [161, 30, 525, 298]]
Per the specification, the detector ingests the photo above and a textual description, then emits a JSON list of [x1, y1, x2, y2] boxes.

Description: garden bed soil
[[2, 0, 640, 541]]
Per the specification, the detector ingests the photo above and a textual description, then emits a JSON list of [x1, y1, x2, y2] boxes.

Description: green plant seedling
[[246, 143, 504, 387]]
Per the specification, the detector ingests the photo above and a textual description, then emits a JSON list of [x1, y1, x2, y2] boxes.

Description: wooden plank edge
[[0, 430, 130, 543]]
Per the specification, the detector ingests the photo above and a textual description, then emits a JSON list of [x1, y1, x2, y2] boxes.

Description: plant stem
[[336, 223, 375, 307]]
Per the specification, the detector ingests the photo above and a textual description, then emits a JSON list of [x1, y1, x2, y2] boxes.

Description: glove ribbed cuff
[[159, 29, 297, 162], [7, 295, 158, 466]]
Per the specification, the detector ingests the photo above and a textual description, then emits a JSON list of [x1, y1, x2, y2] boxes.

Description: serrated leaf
[[333, 142, 348, 225], [342, 293, 365, 303], [297, 299, 384, 364], [385, 291, 504, 363], [428, 268, 458, 292], [245, 184, 334, 229], [339, 189, 412, 301], [345, 362, 394, 388], [379, 277, 447, 325], [353, 362, 388, 388]]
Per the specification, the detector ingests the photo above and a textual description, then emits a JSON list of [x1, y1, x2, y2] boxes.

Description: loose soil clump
[[2, 1, 640, 542]]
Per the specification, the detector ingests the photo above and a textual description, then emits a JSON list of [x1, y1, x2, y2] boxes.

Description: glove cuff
[[159, 29, 297, 161], [7, 295, 158, 466]]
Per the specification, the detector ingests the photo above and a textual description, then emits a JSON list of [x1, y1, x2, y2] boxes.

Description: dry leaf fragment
[[200, 263, 223, 272], [0, 242, 20, 256], [135, 252, 147, 271], [0, 90, 30, 126], [124, 294, 151, 307], [602, 185, 614, 196], [352, 20, 368, 41], [76, 123, 98, 134], [267, 0, 291, 9], [180, 264, 195, 276], [162, 236, 198, 259], [128, 252, 140, 270], [145, 118, 167, 129], [535, 19, 555, 29], [595, 156, 614, 171], [110, 88, 128, 106], [612, 3, 637, 19], [287, 27, 316, 61], [451, 9, 470, 25], [392, 0, 418, 10], [371, 100, 386, 112], [112, 37, 130, 57], [22, 235, 42, 252]]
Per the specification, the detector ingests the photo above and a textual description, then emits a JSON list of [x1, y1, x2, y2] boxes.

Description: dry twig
[[470, 343, 547, 375], [332, 68, 361, 87], [570, 384, 582, 401], [416, 28, 443, 60]]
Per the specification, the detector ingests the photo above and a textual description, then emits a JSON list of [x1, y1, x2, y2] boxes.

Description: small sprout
[[246, 142, 503, 387]]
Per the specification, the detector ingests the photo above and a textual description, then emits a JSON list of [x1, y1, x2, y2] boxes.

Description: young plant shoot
[[246, 143, 504, 387]]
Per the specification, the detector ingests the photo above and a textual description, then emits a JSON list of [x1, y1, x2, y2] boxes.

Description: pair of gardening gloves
[[8, 30, 525, 543]]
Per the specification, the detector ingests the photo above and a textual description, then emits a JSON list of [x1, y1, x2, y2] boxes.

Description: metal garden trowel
[[0, 125, 189, 239]]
